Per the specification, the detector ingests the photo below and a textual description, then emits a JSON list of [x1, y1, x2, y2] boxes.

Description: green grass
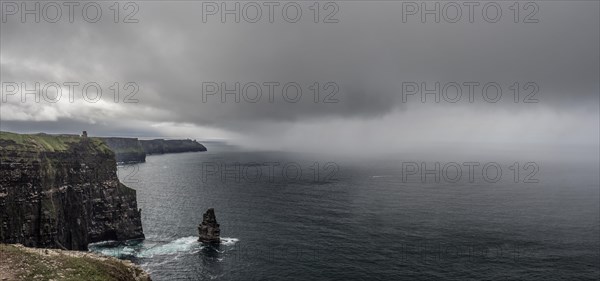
[[0, 244, 144, 281], [0, 131, 113, 155], [89, 138, 115, 155], [0, 131, 116, 172], [60, 256, 132, 281], [0, 131, 80, 152]]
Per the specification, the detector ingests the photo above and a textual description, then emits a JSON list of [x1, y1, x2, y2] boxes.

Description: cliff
[[0, 244, 151, 281], [0, 132, 144, 251], [97, 137, 146, 163], [98, 138, 207, 164], [140, 139, 207, 155]]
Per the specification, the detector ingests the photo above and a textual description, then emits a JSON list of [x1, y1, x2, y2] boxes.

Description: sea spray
[[89, 237, 239, 259]]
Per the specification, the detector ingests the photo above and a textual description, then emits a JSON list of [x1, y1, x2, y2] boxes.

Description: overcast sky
[[1, 1, 598, 156]]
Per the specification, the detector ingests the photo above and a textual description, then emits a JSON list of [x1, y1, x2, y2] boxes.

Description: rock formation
[[0, 132, 144, 251], [198, 208, 220, 243]]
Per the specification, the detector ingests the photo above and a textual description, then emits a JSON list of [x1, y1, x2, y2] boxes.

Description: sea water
[[90, 143, 600, 280]]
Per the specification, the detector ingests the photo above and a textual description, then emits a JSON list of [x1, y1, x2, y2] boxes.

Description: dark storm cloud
[[0, 118, 160, 138], [1, 1, 598, 152]]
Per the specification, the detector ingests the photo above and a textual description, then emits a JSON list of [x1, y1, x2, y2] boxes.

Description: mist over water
[[90, 143, 600, 280]]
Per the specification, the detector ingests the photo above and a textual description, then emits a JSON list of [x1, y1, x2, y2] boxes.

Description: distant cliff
[[98, 137, 207, 163], [0, 132, 144, 251], [98, 137, 146, 163], [140, 139, 207, 155]]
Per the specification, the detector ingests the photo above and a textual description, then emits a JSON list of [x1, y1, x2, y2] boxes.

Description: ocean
[[89, 143, 600, 280]]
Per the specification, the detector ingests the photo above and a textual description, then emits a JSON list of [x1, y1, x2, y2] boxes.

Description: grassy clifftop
[[0, 131, 112, 154], [0, 244, 151, 281]]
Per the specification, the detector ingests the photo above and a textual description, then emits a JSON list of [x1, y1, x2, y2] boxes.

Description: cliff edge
[[0, 244, 151, 281], [0, 132, 144, 251], [98, 137, 207, 163]]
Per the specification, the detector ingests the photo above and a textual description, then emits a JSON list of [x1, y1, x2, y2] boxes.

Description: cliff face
[[140, 139, 207, 155], [0, 132, 144, 251], [98, 137, 146, 163]]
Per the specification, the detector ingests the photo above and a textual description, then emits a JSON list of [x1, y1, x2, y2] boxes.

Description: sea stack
[[198, 208, 221, 244]]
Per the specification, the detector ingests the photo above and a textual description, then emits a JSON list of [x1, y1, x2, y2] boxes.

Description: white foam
[[220, 237, 239, 246], [88, 240, 118, 247], [94, 246, 136, 257], [90, 236, 240, 259], [138, 236, 200, 258], [88, 241, 138, 258]]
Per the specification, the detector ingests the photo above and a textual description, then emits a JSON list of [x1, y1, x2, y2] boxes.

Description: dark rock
[[0, 131, 144, 251], [198, 208, 220, 244]]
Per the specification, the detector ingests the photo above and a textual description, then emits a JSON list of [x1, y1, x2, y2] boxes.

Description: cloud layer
[[1, 1, 598, 155]]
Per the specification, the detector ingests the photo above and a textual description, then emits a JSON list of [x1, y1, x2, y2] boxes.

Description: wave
[[89, 236, 239, 259], [137, 236, 200, 258], [221, 237, 239, 246]]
